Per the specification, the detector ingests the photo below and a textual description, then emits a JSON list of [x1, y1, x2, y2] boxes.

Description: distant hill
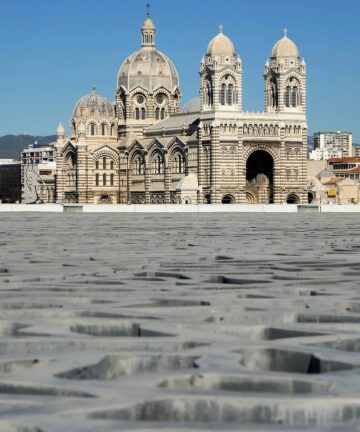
[[0, 135, 56, 159]]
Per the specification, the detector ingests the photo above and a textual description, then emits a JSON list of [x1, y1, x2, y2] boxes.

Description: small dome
[[142, 16, 155, 30], [176, 173, 199, 191], [207, 27, 235, 56], [182, 96, 200, 113], [73, 88, 114, 119], [272, 34, 299, 58]]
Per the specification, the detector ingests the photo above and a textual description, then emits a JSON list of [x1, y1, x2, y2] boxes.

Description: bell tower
[[264, 29, 306, 113], [200, 25, 242, 113]]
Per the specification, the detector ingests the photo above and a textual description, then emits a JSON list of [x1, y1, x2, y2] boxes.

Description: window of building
[[103, 157, 106, 170], [101, 123, 107, 136], [90, 123, 96, 136], [141, 107, 146, 120], [110, 160, 114, 170], [103, 173, 107, 185], [95, 160, 99, 169], [135, 108, 140, 120], [95, 173, 99, 186], [110, 173, 114, 186], [227, 83, 234, 105], [220, 84, 226, 105]]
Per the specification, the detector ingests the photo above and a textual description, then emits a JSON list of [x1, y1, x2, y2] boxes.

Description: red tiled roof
[[328, 157, 360, 163]]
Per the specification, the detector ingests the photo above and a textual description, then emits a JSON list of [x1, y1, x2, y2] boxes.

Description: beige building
[[56, 14, 308, 205]]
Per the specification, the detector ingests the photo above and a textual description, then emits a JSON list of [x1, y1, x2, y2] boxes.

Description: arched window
[[110, 160, 114, 170], [95, 160, 99, 170], [161, 108, 166, 119], [292, 87, 299, 107], [172, 152, 185, 174], [101, 123, 107, 136], [110, 124, 114, 135], [152, 153, 164, 174], [135, 108, 140, 120], [155, 108, 160, 120], [110, 173, 114, 186], [95, 173, 99, 186], [285, 86, 291, 107], [285, 78, 300, 108], [103, 173, 106, 186], [227, 83, 233, 105], [132, 154, 144, 175], [102, 157, 106, 170], [90, 123, 96, 136], [141, 107, 146, 120], [220, 84, 226, 105]]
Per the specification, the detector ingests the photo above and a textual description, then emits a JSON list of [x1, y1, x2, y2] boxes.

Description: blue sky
[[0, 0, 359, 141]]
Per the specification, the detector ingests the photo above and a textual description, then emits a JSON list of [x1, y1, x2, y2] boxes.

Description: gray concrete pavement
[[1, 213, 360, 431]]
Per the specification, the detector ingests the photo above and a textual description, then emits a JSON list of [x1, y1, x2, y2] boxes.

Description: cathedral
[[55, 12, 307, 205]]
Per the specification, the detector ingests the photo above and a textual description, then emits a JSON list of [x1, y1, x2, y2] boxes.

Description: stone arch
[[287, 193, 300, 204], [243, 144, 279, 164], [169, 146, 186, 174], [149, 148, 165, 174], [130, 150, 145, 175], [222, 193, 236, 204], [246, 191, 256, 204], [308, 191, 314, 204], [245, 147, 276, 204], [98, 194, 112, 204]]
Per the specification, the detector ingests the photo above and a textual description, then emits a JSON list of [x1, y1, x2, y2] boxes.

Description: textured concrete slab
[[1, 213, 360, 431]]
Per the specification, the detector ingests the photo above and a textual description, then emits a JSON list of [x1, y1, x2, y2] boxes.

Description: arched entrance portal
[[246, 150, 274, 203], [287, 193, 300, 204], [98, 194, 112, 204], [222, 194, 236, 204]]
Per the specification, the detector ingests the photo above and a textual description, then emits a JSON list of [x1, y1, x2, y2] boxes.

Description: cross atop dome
[[146, 2, 151, 17], [219, 24, 224, 34], [283, 27, 288, 37]]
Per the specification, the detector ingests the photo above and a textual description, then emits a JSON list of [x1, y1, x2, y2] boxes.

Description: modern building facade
[[56, 14, 308, 205], [309, 131, 353, 160], [21, 142, 56, 203]]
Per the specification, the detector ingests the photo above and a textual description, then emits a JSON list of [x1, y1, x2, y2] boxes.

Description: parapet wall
[[1, 204, 360, 213]]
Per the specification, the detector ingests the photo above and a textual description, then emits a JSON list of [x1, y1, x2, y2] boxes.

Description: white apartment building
[[309, 131, 353, 160], [21, 142, 57, 203]]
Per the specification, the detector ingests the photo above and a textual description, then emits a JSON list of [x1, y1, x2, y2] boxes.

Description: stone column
[[76, 144, 88, 203], [164, 167, 171, 204], [145, 167, 151, 204], [301, 127, 308, 204], [55, 144, 64, 203], [210, 124, 220, 203], [238, 125, 246, 204], [126, 153, 132, 204], [273, 140, 284, 204], [198, 127, 205, 189]]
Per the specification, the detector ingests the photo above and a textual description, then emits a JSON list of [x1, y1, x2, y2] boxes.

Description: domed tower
[[71, 87, 116, 142], [264, 29, 306, 113], [200, 25, 242, 113], [116, 13, 181, 137]]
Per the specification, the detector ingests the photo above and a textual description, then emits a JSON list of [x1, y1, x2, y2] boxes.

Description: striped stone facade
[[55, 17, 307, 205]]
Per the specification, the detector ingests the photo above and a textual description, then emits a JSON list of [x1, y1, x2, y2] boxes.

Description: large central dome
[[117, 15, 179, 93], [118, 49, 179, 92]]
